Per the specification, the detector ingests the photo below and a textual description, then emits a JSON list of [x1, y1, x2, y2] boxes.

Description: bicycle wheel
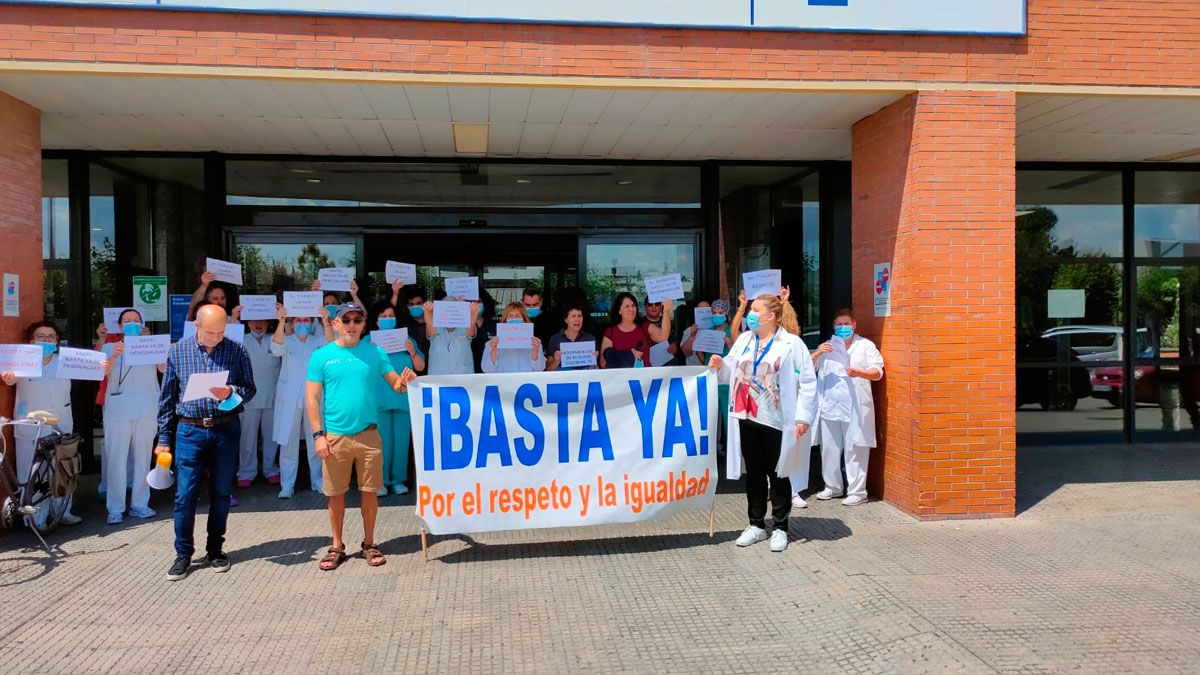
[[20, 446, 68, 534]]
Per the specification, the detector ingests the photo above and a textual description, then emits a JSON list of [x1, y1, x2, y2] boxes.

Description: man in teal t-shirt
[[305, 302, 416, 571]]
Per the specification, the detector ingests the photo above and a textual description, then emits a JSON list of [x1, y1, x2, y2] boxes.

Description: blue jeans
[[173, 420, 240, 558]]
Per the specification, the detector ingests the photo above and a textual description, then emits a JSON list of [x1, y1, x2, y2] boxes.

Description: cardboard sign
[[122, 334, 171, 366], [56, 347, 106, 381], [444, 276, 480, 301], [692, 306, 713, 329], [239, 295, 277, 321], [385, 261, 417, 285], [649, 340, 673, 367], [644, 274, 684, 303], [103, 307, 126, 332], [205, 258, 243, 285], [497, 322, 535, 350], [183, 322, 245, 344], [283, 291, 323, 317], [318, 267, 354, 292], [559, 341, 597, 369], [742, 269, 782, 301], [432, 301, 472, 329], [370, 327, 409, 354], [693, 329, 726, 354], [0, 344, 43, 377]]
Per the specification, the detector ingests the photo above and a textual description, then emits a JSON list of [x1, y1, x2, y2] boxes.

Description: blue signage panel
[[168, 294, 191, 342], [11, 0, 1027, 35]]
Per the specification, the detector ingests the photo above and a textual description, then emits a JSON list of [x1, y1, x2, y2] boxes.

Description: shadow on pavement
[[793, 516, 852, 542], [1017, 442, 1200, 513], [226, 535, 331, 566], [430, 529, 740, 563]]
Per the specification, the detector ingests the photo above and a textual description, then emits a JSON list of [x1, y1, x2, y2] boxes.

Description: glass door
[[579, 234, 701, 322]]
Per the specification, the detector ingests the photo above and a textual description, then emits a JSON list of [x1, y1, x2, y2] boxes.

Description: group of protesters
[[1, 260, 883, 577]]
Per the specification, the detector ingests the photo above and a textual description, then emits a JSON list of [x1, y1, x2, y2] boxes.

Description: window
[[233, 240, 358, 296], [42, 160, 70, 261], [1135, 172, 1200, 258]]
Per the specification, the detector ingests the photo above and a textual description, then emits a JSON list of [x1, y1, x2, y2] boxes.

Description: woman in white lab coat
[[270, 303, 333, 499], [230, 305, 282, 488], [423, 297, 480, 375], [709, 294, 817, 553], [810, 308, 884, 506], [100, 309, 164, 524], [482, 303, 547, 374], [1, 320, 82, 525]]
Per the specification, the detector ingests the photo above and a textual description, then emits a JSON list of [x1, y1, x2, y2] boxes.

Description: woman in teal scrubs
[[368, 300, 425, 496]]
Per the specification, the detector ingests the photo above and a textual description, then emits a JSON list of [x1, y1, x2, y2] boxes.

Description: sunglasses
[[340, 317, 365, 325]]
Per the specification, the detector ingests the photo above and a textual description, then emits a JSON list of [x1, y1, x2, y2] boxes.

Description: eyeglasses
[[340, 317, 365, 325], [647, 302, 663, 308]]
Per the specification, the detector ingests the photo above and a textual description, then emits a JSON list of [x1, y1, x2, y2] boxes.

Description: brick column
[[851, 90, 1016, 519], [0, 91, 42, 512]]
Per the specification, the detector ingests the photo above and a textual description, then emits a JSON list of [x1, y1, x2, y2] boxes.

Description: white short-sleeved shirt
[[428, 329, 475, 375]]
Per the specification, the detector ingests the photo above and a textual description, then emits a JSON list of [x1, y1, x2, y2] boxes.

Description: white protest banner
[[408, 366, 718, 535], [693, 330, 726, 355], [644, 274, 684, 303], [239, 295, 277, 321], [122, 334, 171, 366], [433, 301, 471, 329], [0, 344, 43, 377], [370, 327, 409, 354], [205, 258, 243, 286], [283, 291, 323, 317], [385, 260, 417, 285], [742, 269, 782, 301], [182, 370, 228, 402], [132, 275, 168, 322], [559, 341, 596, 369], [692, 306, 712, 329], [318, 267, 354, 292], [3, 273, 18, 318], [444, 276, 480, 301], [103, 307, 126, 332], [183, 322, 244, 344], [56, 347, 106, 381], [649, 340, 673, 366], [497, 322, 534, 350]]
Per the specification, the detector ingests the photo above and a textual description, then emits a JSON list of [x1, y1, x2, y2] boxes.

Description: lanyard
[[749, 330, 778, 384]]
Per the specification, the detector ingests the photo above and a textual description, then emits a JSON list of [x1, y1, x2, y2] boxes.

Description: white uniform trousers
[[237, 408, 277, 481], [277, 411, 321, 492], [104, 418, 154, 516], [819, 418, 870, 499]]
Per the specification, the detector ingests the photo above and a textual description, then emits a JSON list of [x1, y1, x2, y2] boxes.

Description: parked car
[[1017, 337, 1093, 411], [1090, 365, 1159, 406], [1040, 325, 1156, 363]]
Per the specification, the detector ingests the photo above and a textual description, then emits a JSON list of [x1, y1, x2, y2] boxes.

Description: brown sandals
[[319, 546, 346, 571], [361, 541, 386, 567]]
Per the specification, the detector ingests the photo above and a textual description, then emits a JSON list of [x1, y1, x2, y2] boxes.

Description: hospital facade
[[0, 0, 1197, 519]]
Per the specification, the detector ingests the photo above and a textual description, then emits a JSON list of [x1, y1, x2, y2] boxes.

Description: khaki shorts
[[323, 426, 383, 496]]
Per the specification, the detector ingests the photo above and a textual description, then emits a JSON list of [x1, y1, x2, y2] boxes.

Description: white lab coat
[[715, 330, 818, 479], [12, 355, 73, 481], [813, 336, 884, 449], [270, 333, 325, 492], [239, 333, 281, 481], [100, 342, 160, 516]]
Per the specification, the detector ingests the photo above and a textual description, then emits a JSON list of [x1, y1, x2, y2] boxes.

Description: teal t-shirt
[[306, 340, 396, 435], [367, 334, 423, 411]]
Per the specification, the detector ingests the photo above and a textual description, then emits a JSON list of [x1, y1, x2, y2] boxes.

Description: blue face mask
[[37, 341, 58, 357], [250, 330, 267, 339], [745, 311, 761, 332], [324, 304, 338, 319], [294, 322, 312, 337], [122, 322, 143, 337], [409, 305, 425, 318], [525, 307, 542, 319], [378, 317, 397, 330], [833, 325, 855, 340], [505, 318, 523, 324], [711, 314, 727, 327]]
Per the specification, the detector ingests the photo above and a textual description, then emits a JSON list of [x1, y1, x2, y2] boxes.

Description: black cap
[[334, 302, 366, 319]]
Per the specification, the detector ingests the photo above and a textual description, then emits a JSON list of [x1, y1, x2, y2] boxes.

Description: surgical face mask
[[122, 322, 143, 337], [745, 311, 761, 332], [250, 330, 267, 339], [378, 317, 397, 330], [37, 340, 58, 356], [711, 314, 727, 327], [409, 305, 425, 318], [833, 325, 854, 340], [505, 317, 523, 324], [324, 304, 339, 319], [294, 322, 312, 337], [525, 306, 542, 319]]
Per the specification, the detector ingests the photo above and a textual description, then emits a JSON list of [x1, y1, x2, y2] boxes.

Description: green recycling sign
[[133, 275, 168, 321]]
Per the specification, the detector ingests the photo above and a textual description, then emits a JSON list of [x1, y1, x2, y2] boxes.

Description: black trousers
[[739, 419, 791, 531]]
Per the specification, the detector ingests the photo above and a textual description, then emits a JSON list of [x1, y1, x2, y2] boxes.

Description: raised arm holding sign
[[205, 258, 243, 285]]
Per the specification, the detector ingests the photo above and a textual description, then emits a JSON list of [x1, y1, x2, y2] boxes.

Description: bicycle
[[1, 411, 83, 553]]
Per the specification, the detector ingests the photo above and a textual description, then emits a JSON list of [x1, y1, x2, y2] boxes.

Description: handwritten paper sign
[[103, 307, 126, 332], [385, 261, 417, 285], [370, 327, 409, 354], [559, 341, 596, 369], [693, 329, 727, 354], [432, 301, 472, 329], [645, 274, 684, 303], [182, 370, 228, 402], [497, 322, 534, 350], [122, 334, 171, 366], [0, 344, 43, 377], [283, 291, 323, 317], [649, 340, 673, 367], [205, 258, 243, 285], [693, 306, 713, 328], [444, 276, 480, 301], [239, 295, 277, 321], [183, 322, 245, 344], [56, 347, 106, 381], [318, 267, 354, 292], [743, 269, 782, 300]]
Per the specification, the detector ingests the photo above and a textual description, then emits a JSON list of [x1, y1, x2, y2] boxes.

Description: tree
[[294, 243, 335, 285]]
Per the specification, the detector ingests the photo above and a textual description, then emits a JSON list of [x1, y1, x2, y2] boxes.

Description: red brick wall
[[0, 90, 42, 515], [0, 1, 1197, 87], [851, 90, 1017, 520]]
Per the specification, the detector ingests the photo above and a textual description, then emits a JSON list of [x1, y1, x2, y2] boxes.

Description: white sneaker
[[842, 494, 868, 506], [106, 513, 123, 525], [376, 487, 389, 497], [278, 489, 293, 499], [769, 529, 789, 552], [815, 488, 844, 500], [60, 512, 82, 525], [791, 493, 808, 508], [735, 525, 769, 547], [129, 506, 156, 519]]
